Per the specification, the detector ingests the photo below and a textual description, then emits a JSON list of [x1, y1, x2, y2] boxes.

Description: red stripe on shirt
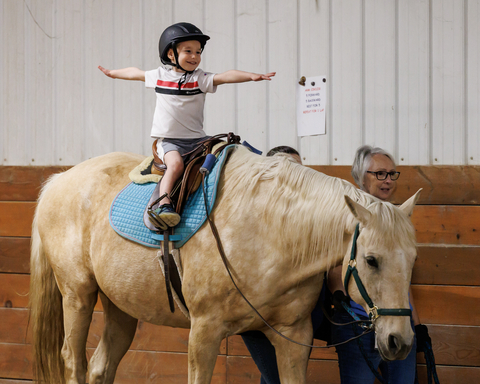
[[156, 79, 199, 89]]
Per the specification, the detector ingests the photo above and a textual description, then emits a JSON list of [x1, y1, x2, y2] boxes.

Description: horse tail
[[28, 174, 65, 384]]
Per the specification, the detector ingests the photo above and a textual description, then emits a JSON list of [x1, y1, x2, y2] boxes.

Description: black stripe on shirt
[[155, 87, 204, 96]]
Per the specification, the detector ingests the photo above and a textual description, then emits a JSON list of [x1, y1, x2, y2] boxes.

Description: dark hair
[[266, 146, 300, 157]]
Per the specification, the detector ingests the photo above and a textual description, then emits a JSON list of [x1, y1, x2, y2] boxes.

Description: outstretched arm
[[213, 70, 275, 86], [98, 66, 145, 81]]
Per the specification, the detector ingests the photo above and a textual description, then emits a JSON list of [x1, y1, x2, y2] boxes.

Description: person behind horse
[[241, 145, 328, 384], [99, 22, 275, 228], [327, 145, 432, 384]]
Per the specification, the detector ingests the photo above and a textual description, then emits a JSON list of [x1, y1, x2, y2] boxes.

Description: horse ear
[[345, 195, 372, 226], [398, 188, 422, 217]]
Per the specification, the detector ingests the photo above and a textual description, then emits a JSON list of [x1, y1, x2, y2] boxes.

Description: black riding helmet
[[158, 22, 210, 71]]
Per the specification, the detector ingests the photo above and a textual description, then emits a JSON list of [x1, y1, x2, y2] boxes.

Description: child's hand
[[252, 72, 276, 82], [98, 65, 115, 78]]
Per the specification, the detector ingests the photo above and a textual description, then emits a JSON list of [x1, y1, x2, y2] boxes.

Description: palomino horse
[[29, 146, 420, 384]]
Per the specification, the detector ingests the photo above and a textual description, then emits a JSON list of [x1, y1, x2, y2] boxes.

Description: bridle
[[343, 223, 412, 324]]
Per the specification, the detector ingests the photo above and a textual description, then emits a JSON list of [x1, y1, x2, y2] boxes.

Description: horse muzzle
[[377, 330, 414, 361]]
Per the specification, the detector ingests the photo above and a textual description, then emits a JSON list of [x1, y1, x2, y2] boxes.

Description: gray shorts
[[155, 137, 209, 161]]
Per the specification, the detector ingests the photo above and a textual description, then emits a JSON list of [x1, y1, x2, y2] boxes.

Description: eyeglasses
[[366, 171, 400, 181]]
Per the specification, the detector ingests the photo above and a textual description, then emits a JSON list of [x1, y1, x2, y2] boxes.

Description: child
[[99, 22, 275, 228]]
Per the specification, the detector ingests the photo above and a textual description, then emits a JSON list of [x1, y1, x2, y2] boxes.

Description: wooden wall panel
[[309, 165, 480, 205], [414, 245, 480, 286], [411, 206, 480, 245], [2, 165, 479, 204], [1, 164, 479, 384], [0, 237, 30, 274], [413, 285, 480, 326], [2, 240, 479, 287], [0, 166, 67, 201], [0, 202, 35, 237], [0, 343, 228, 384]]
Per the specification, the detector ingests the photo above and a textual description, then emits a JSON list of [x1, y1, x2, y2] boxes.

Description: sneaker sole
[[159, 212, 181, 227]]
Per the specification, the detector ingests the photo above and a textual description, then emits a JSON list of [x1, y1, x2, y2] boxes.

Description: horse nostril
[[388, 334, 400, 351]]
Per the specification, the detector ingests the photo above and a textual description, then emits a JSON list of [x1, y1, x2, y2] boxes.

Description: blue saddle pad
[[109, 145, 235, 248]]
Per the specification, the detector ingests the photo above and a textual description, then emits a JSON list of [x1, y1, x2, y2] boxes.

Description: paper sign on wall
[[296, 76, 326, 136]]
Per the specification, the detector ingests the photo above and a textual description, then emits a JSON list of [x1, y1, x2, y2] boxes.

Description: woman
[[327, 145, 430, 384]]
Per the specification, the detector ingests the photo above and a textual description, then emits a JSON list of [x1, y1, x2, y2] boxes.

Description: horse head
[[342, 190, 421, 361]]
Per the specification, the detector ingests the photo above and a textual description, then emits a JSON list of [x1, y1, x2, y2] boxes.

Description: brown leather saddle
[[143, 133, 241, 313], [144, 132, 241, 232]]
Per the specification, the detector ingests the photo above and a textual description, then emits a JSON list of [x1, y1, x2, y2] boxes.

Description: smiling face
[[363, 154, 397, 201], [168, 40, 202, 73]]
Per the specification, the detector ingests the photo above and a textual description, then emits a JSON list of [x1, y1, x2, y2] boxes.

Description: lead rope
[[342, 302, 387, 383], [199, 165, 373, 349]]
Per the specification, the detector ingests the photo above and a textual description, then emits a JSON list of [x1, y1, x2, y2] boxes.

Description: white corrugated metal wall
[[1, 0, 479, 166]]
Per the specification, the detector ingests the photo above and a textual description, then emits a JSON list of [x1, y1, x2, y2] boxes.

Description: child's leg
[[151, 150, 183, 228], [159, 150, 184, 205]]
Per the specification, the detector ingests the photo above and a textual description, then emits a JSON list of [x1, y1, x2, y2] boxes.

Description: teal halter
[[344, 224, 412, 322]]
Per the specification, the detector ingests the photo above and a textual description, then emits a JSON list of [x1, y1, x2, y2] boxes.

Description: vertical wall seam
[[296, 0, 301, 154], [24, 1, 30, 165], [112, 0, 116, 153], [428, 0, 433, 164], [464, 0, 469, 164], [234, 0, 238, 135], [53, 0, 58, 165], [265, 0, 270, 150], [328, 0, 333, 164], [82, 0, 86, 161], [361, 0, 365, 145], [395, 0, 399, 162]]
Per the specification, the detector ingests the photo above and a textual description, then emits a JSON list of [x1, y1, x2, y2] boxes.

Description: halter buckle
[[369, 305, 380, 321], [348, 259, 357, 268]]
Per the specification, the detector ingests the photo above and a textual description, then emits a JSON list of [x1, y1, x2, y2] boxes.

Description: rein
[[344, 224, 412, 323], [199, 161, 373, 349]]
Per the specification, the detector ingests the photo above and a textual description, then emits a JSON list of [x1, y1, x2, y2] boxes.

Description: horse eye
[[366, 256, 378, 268]]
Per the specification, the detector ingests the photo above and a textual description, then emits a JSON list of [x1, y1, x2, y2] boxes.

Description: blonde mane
[[222, 146, 416, 267]]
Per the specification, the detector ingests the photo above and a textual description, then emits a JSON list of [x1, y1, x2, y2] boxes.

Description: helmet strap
[[171, 43, 194, 90]]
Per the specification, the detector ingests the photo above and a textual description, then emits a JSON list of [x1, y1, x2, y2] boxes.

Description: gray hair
[[351, 145, 396, 191]]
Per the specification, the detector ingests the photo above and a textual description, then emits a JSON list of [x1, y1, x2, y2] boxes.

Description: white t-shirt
[[145, 66, 217, 139]]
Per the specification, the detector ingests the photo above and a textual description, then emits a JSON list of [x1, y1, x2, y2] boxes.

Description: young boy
[[99, 22, 275, 228]]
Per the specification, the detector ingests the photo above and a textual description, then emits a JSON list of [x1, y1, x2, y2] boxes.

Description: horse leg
[[88, 292, 138, 384], [187, 319, 224, 384], [61, 289, 98, 384], [265, 319, 313, 384]]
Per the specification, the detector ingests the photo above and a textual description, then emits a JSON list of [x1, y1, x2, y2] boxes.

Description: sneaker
[[153, 204, 181, 228]]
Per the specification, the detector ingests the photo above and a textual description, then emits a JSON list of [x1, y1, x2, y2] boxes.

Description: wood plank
[[0, 274, 103, 311], [413, 285, 480, 326], [3, 239, 478, 286], [0, 202, 35, 237], [0, 343, 31, 380], [0, 307, 220, 355], [0, 166, 68, 201], [411, 206, 480, 245], [0, 237, 30, 274], [309, 165, 480, 205], [5, 275, 480, 326], [5, 308, 479, 368], [0, 343, 227, 383], [417, 364, 480, 384], [0, 380, 33, 383], [413, 245, 480, 286], [226, 355, 341, 384], [2, 165, 479, 205], [421, 325, 480, 367], [0, 274, 30, 308]]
